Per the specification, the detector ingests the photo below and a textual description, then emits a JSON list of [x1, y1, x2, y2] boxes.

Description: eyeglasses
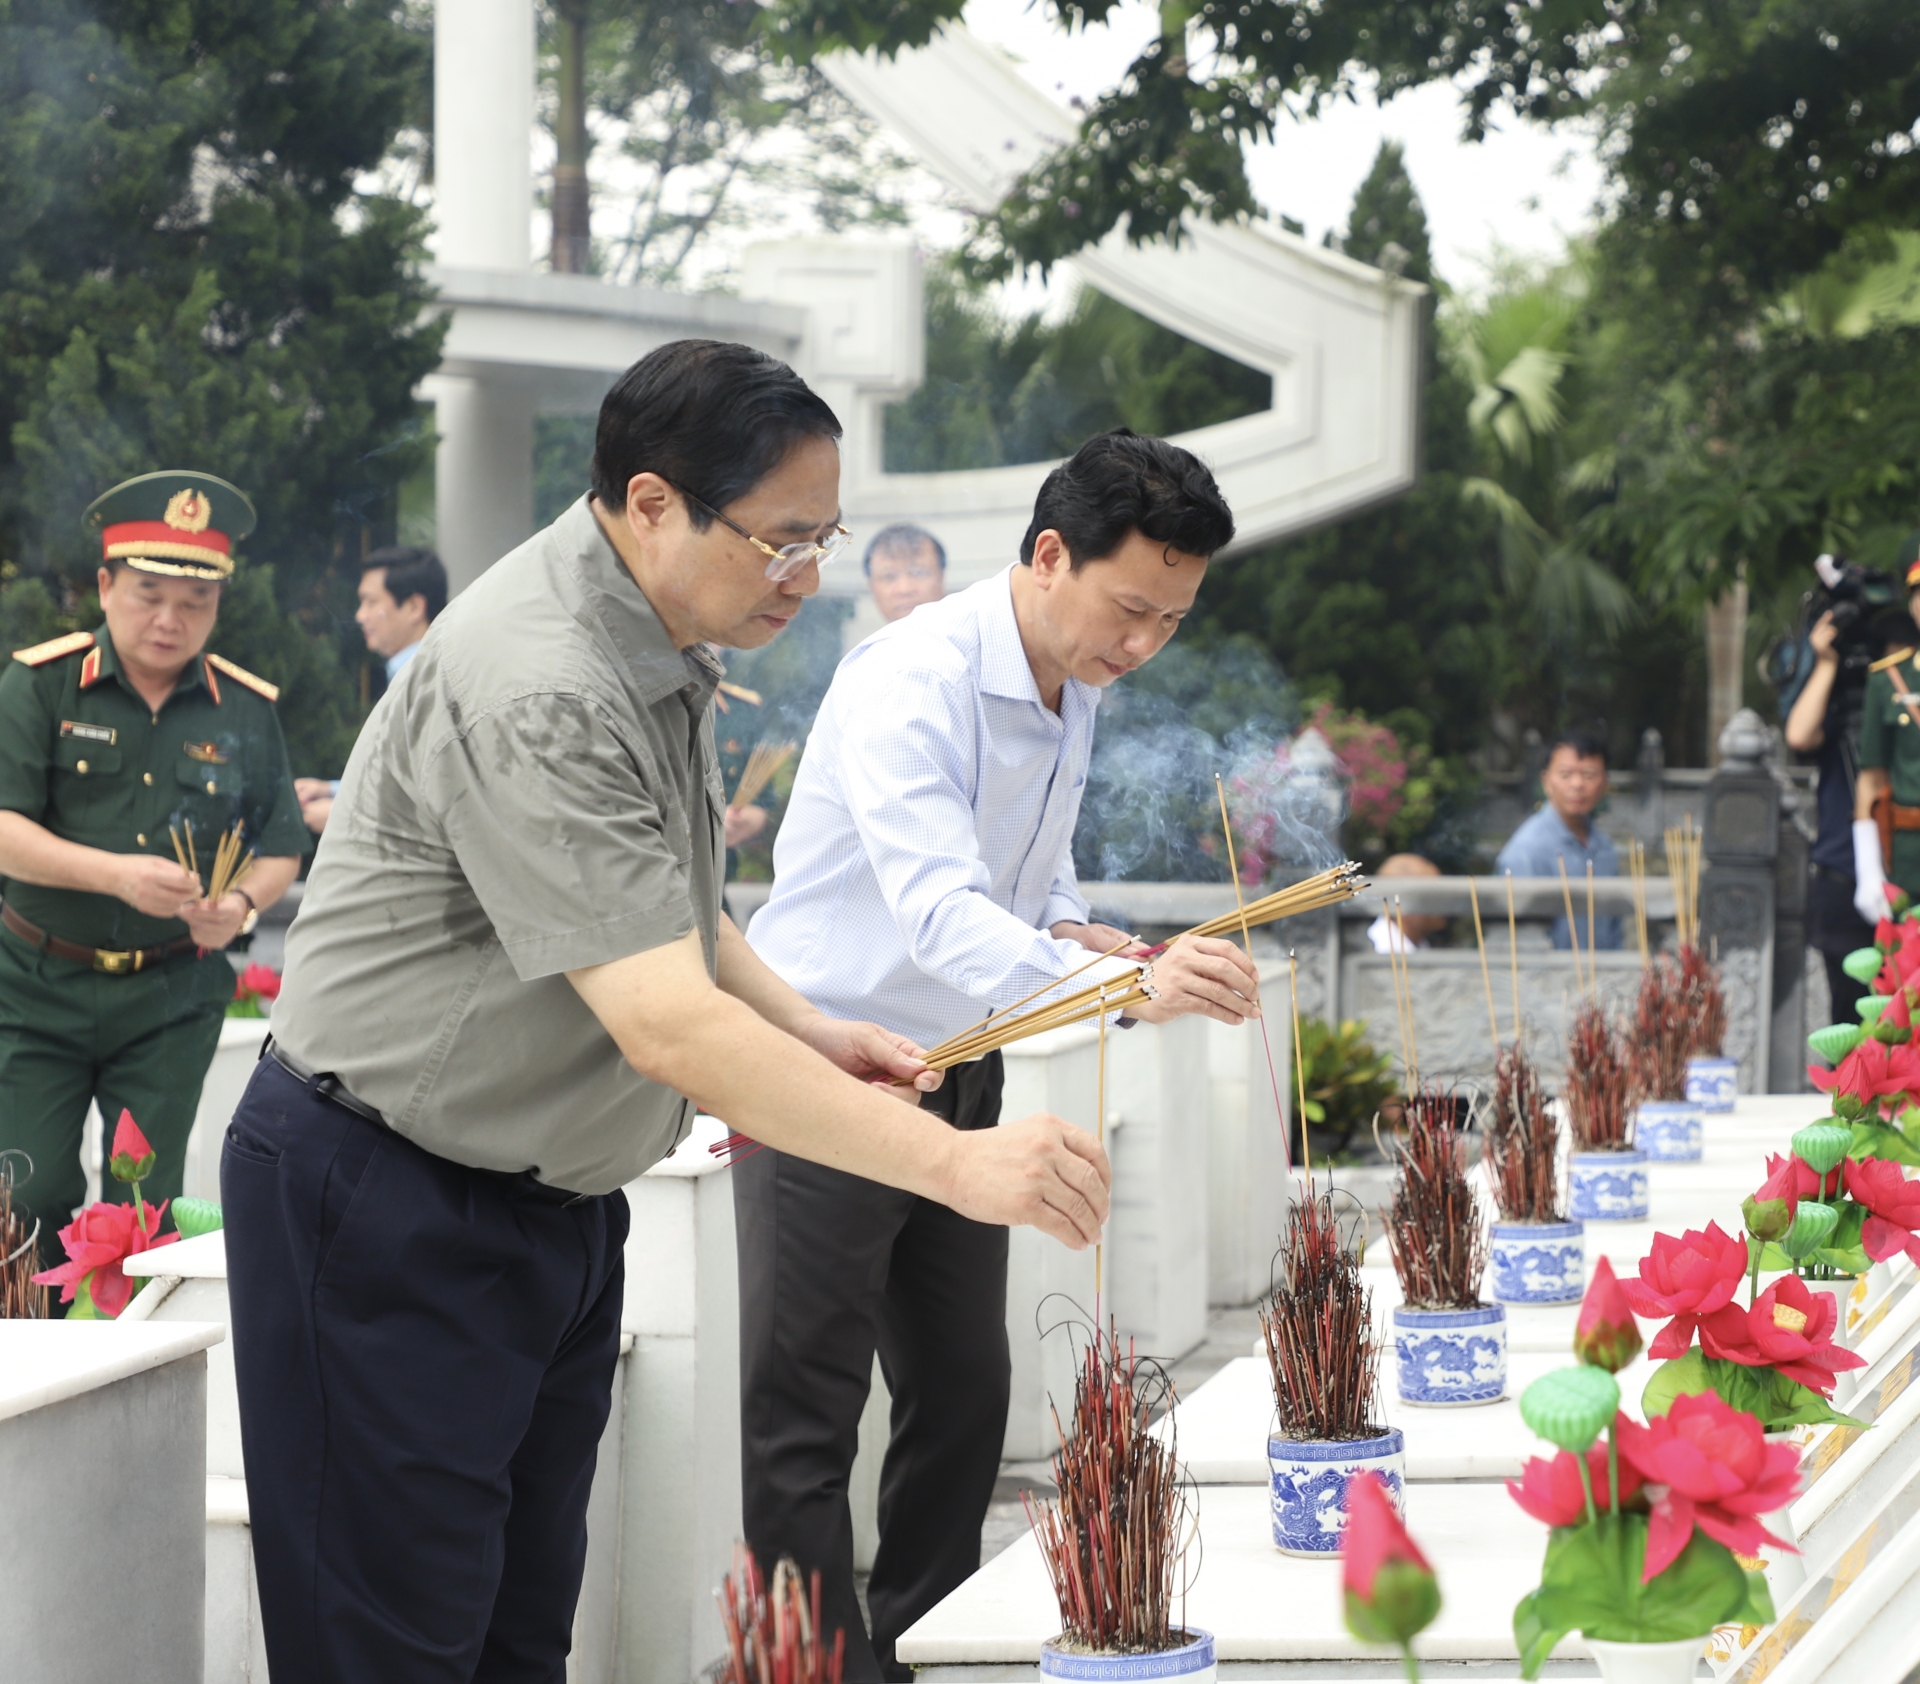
[[673, 484, 851, 583]]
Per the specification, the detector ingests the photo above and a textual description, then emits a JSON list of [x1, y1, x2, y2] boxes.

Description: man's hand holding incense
[[939, 1115, 1111, 1249], [797, 1014, 943, 1096], [1126, 935, 1261, 1027], [183, 891, 252, 950]]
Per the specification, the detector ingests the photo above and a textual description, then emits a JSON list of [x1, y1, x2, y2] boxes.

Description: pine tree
[[1336, 142, 1434, 283], [0, 0, 445, 771]]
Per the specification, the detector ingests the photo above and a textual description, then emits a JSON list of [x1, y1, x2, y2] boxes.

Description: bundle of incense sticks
[[1486, 1042, 1562, 1223], [1384, 1084, 1488, 1310], [1259, 1183, 1378, 1440], [172, 819, 253, 903], [714, 1545, 845, 1684], [1564, 999, 1634, 1152], [1024, 1323, 1190, 1653], [731, 739, 796, 809], [921, 862, 1366, 1072], [1626, 838, 1651, 965], [1664, 816, 1703, 950], [0, 1164, 47, 1319]]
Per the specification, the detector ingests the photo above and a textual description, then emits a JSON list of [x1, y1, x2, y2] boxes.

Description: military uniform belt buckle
[[94, 947, 138, 975]]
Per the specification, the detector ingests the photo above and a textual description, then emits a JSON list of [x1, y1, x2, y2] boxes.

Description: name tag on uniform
[[59, 721, 116, 745], [183, 740, 229, 763]]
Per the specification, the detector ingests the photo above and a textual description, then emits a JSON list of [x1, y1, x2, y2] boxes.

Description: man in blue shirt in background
[[1495, 729, 1623, 950]]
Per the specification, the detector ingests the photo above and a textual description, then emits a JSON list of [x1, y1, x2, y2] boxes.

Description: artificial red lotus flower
[[1752, 1151, 1842, 1215], [1619, 1223, 1750, 1359], [1844, 1155, 1920, 1266], [106, 1109, 156, 1184], [1614, 1391, 1802, 1580], [1574, 1257, 1644, 1373], [31, 1197, 177, 1317], [1809, 1037, 1916, 1109], [1695, 1277, 1867, 1394], [1507, 1435, 1645, 1528], [236, 962, 281, 1001], [1341, 1470, 1441, 1655]]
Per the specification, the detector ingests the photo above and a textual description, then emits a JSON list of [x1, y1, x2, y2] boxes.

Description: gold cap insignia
[[164, 488, 213, 533]]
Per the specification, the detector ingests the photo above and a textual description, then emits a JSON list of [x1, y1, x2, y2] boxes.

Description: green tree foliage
[[546, 0, 924, 287], [883, 261, 1271, 470], [1, 0, 446, 772]]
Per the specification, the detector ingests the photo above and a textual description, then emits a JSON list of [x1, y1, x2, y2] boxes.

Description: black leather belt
[[1810, 861, 1857, 885], [263, 1035, 594, 1205]]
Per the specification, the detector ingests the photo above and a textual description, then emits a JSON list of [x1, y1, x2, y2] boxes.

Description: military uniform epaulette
[[11, 630, 95, 667], [205, 652, 280, 702], [1871, 648, 1917, 673]]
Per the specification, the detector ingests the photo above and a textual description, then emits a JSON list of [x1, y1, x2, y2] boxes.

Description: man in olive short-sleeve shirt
[[222, 340, 1114, 1684]]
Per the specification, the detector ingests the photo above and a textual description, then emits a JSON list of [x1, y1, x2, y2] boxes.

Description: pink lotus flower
[[1620, 1223, 1749, 1360], [1574, 1257, 1644, 1373], [106, 1109, 156, 1184], [1808, 1037, 1919, 1109], [1614, 1392, 1801, 1580], [32, 1197, 177, 1317], [1507, 1436, 1645, 1527], [1752, 1151, 1843, 1216], [1844, 1155, 1920, 1266], [1696, 1277, 1867, 1394], [236, 962, 281, 1001]]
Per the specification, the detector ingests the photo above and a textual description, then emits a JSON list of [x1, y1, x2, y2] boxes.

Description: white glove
[[1854, 818, 1892, 924]]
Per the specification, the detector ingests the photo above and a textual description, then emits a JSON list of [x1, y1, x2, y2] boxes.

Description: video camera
[[1763, 554, 1909, 744]]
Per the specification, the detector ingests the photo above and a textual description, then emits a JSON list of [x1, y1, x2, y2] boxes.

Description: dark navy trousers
[[222, 1053, 628, 1683]]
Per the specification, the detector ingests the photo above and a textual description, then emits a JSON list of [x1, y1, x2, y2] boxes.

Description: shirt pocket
[[49, 739, 128, 834]]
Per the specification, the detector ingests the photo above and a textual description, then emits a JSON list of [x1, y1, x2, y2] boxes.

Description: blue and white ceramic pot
[[1040, 1629, 1217, 1684], [1266, 1428, 1405, 1556], [1393, 1303, 1508, 1406], [1636, 1100, 1704, 1163], [1569, 1149, 1649, 1221], [1489, 1220, 1586, 1304], [1685, 1056, 1737, 1113]]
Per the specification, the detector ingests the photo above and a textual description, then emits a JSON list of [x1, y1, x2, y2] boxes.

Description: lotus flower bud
[[1341, 1471, 1440, 1655], [106, 1110, 156, 1185], [1519, 1366, 1619, 1454], [1573, 1257, 1643, 1373], [1742, 1193, 1794, 1244]]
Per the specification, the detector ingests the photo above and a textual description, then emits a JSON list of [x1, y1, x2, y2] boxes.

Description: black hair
[[590, 340, 841, 524], [1018, 429, 1235, 569], [362, 546, 448, 622], [1547, 730, 1609, 764], [863, 522, 947, 576]]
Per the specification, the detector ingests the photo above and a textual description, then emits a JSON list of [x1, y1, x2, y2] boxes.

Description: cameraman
[[1786, 608, 1880, 1022]]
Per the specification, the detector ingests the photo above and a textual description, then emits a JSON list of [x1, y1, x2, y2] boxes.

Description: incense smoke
[[1071, 637, 1347, 883]]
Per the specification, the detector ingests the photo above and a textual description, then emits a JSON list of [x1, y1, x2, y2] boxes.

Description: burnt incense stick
[[1394, 900, 1421, 1090], [1215, 775, 1289, 1171], [1288, 949, 1307, 1182], [1469, 876, 1500, 1057]]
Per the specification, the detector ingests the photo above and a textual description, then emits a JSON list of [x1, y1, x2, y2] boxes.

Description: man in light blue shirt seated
[[741, 430, 1262, 1681], [296, 547, 447, 833], [1494, 728, 1623, 950]]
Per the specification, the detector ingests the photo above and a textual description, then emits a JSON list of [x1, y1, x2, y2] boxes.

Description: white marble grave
[[2, 1319, 224, 1684]]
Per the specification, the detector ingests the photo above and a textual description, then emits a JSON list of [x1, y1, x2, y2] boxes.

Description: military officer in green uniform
[[0, 470, 308, 1275], [1852, 533, 1920, 922]]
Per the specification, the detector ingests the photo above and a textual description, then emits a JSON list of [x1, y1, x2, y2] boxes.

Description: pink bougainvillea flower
[[106, 1109, 157, 1184], [1844, 1155, 1920, 1266], [1696, 1278, 1867, 1394], [31, 1197, 177, 1317], [1615, 1391, 1801, 1580], [1507, 1435, 1645, 1528], [1575, 1257, 1645, 1373], [1620, 1223, 1750, 1360]]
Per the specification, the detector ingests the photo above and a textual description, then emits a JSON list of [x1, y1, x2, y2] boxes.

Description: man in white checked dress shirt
[[742, 430, 1262, 1679]]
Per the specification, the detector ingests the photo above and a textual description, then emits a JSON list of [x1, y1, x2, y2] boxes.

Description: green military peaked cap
[[81, 470, 257, 582]]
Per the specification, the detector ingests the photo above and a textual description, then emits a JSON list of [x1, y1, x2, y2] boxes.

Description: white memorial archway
[[425, 1, 1425, 594]]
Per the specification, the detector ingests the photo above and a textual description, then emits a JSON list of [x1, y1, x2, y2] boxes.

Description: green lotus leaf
[[1519, 1365, 1620, 1454], [1791, 1122, 1854, 1174], [171, 1197, 223, 1240], [1808, 1023, 1865, 1066], [1844, 948, 1888, 984]]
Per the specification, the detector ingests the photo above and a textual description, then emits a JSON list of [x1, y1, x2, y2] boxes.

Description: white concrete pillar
[[426, 372, 536, 595], [434, 0, 534, 270]]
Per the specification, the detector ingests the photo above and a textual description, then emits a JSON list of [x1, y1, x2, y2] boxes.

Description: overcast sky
[[962, 0, 1610, 294]]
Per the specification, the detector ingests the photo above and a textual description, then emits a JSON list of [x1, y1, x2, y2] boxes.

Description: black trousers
[[734, 1053, 1009, 1682], [222, 1054, 628, 1684], [1809, 866, 1876, 1028]]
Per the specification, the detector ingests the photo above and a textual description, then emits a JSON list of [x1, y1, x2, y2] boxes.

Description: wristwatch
[[234, 887, 260, 937]]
